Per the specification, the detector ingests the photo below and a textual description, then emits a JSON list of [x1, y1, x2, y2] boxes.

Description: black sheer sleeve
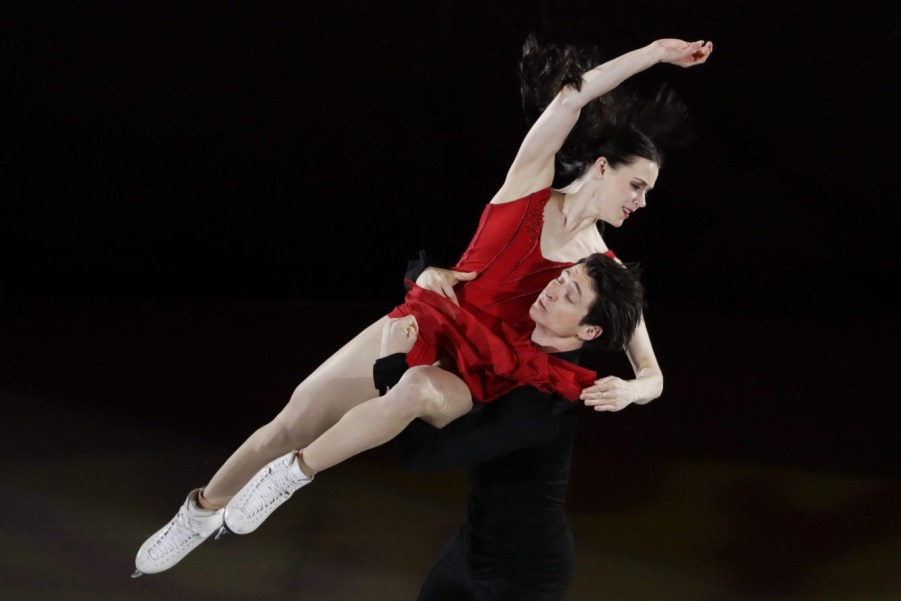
[[403, 249, 433, 291], [397, 389, 570, 470]]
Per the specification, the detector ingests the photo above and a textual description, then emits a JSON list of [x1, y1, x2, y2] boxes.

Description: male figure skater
[[376, 252, 645, 600]]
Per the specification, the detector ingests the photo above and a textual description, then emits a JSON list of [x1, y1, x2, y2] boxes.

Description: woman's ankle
[[196, 488, 225, 510], [297, 449, 317, 478]]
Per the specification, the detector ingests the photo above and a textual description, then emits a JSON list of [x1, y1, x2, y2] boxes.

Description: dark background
[[3, 1, 900, 599]]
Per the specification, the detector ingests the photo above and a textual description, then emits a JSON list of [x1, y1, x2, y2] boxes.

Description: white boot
[[133, 488, 223, 577], [223, 451, 313, 535]]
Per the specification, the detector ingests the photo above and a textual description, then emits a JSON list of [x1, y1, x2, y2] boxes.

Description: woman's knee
[[385, 366, 471, 422], [380, 366, 435, 418]]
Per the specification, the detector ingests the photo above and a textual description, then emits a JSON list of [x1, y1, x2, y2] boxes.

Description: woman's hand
[[653, 39, 713, 68], [380, 315, 419, 357], [580, 375, 640, 412], [415, 267, 478, 306]]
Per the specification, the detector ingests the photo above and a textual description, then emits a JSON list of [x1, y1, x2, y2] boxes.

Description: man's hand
[[415, 267, 478, 306]]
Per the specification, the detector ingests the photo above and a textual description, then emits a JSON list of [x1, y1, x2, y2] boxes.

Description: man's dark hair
[[577, 253, 645, 351]]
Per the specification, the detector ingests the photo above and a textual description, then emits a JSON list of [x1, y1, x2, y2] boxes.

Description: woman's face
[[595, 157, 659, 227]]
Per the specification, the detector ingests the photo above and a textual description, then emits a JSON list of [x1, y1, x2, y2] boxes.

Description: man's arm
[[374, 354, 568, 469], [397, 394, 567, 470]]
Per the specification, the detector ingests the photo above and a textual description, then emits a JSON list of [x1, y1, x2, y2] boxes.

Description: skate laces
[[149, 509, 204, 559], [238, 456, 303, 519]]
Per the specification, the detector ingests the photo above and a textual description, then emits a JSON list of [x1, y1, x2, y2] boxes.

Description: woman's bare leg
[[299, 365, 473, 474], [200, 315, 391, 507]]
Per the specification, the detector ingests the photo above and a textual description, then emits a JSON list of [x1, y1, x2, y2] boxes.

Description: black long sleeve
[[373, 349, 580, 470], [374, 349, 582, 563], [403, 249, 432, 290], [397, 389, 572, 470]]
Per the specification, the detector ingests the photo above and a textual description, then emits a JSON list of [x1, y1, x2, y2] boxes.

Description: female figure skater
[[133, 35, 713, 577]]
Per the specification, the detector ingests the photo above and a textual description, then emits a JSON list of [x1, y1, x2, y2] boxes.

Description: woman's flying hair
[[518, 33, 694, 185]]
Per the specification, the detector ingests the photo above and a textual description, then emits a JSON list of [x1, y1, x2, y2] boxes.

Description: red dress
[[388, 187, 616, 402]]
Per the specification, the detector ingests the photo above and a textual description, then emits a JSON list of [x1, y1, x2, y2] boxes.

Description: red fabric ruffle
[[389, 284, 597, 403]]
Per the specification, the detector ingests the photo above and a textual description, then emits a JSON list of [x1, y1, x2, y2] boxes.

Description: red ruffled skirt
[[388, 284, 597, 402]]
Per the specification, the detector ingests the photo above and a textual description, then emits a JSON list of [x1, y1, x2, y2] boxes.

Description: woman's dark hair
[[518, 33, 693, 186], [578, 253, 645, 352]]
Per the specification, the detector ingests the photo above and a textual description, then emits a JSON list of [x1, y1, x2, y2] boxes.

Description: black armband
[[373, 352, 410, 395]]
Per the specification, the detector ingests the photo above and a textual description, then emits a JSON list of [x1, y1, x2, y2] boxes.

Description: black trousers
[[417, 525, 574, 601]]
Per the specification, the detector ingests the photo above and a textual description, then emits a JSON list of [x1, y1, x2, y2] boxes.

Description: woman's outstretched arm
[[494, 38, 713, 202]]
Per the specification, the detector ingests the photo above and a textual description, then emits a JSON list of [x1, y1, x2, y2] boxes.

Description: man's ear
[[579, 324, 602, 342]]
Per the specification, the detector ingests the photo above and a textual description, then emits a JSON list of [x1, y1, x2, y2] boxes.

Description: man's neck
[[531, 329, 583, 354]]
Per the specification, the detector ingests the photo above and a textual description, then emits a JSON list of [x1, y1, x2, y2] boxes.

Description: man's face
[[528, 263, 600, 347]]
